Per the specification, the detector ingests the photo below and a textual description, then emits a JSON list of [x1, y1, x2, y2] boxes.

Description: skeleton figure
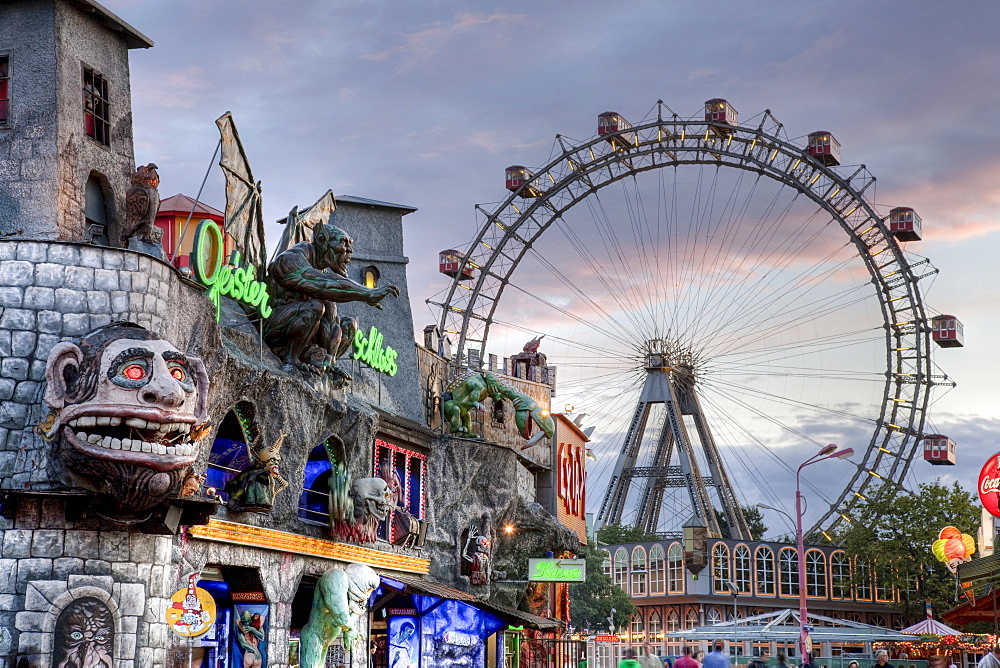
[[123, 163, 162, 246], [39, 323, 211, 518], [53, 597, 114, 668]]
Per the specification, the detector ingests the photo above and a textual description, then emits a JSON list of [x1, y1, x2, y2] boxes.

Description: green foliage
[[595, 524, 658, 544], [839, 480, 979, 619], [715, 506, 769, 541], [570, 542, 637, 632]]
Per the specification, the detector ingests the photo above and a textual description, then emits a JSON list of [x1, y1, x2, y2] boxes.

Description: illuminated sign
[[353, 325, 398, 376], [979, 452, 1000, 518], [594, 636, 621, 643], [558, 441, 586, 518], [527, 558, 586, 582], [190, 219, 272, 322]]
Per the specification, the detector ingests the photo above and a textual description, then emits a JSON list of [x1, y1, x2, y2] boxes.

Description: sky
[[105, 0, 1000, 534]]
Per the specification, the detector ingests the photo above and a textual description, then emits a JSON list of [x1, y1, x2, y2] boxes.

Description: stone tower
[[0, 0, 152, 244]]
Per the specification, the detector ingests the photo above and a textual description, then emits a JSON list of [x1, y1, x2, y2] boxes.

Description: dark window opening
[[205, 404, 258, 503], [85, 174, 110, 245], [373, 439, 426, 544], [83, 65, 110, 146], [298, 442, 335, 525], [0, 56, 9, 125]]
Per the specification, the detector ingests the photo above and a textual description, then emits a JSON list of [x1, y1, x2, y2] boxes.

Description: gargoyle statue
[[327, 462, 393, 543], [442, 370, 555, 447], [225, 432, 289, 513], [300, 564, 380, 667], [38, 322, 211, 519], [263, 221, 398, 385]]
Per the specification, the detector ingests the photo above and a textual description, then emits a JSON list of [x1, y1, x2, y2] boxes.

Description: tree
[[595, 524, 659, 544], [839, 480, 979, 620], [570, 541, 637, 633], [714, 506, 769, 540]]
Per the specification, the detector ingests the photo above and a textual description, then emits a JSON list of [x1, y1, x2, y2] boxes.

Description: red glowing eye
[[170, 368, 186, 381], [123, 365, 145, 380]]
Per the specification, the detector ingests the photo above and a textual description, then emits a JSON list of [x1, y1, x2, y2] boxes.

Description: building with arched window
[[599, 538, 908, 659]]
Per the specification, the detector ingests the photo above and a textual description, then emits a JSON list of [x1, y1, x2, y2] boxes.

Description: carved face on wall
[[351, 477, 393, 523], [53, 597, 114, 668], [42, 323, 210, 513]]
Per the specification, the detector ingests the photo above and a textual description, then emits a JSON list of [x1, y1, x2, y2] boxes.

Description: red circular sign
[[978, 452, 1000, 517]]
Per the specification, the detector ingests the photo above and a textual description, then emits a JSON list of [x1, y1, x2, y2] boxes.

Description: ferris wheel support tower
[[597, 341, 752, 540]]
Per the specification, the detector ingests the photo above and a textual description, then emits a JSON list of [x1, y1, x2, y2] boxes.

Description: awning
[[380, 573, 562, 630], [900, 619, 961, 636], [674, 609, 911, 644]]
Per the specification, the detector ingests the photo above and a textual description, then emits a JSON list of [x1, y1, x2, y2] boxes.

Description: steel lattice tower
[[596, 341, 751, 539]]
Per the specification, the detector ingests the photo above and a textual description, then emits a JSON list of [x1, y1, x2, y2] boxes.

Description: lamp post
[[795, 445, 854, 662]]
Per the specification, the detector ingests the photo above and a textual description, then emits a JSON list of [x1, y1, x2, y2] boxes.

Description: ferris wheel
[[433, 99, 954, 537]]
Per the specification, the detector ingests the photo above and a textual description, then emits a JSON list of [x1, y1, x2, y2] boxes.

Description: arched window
[[649, 544, 666, 594], [755, 546, 775, 595], [666, 609, 680, 633], [734, 544, 751, 594], [831, 551, 850, 599], [706, 608, 722, 625], [712, 543, 730, 593], [855, 560, 872, 600], [614, 548, 628, 589], [848, 612, 864, 623], [362, 265, 380, 289], [205, 403, 258, 504], [779, 547, 799, 597], [85, 172, 112, 245], [684, 609, 699, 630], [870, 614, 887, 628], [632, 546, 647, 595], [648, 610, 663, 643], [601, 550, 612, 578], [667, 543, 684, 593], [298, 441, 337, 524], [630, 613, 645, 644], [805, 550, 827, 598]]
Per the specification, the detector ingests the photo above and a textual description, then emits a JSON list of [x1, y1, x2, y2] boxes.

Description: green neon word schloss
[[190, 219, 272, 322], [353, 326, 398, 376]]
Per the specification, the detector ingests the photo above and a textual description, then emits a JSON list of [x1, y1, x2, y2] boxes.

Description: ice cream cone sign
[[932, 526, 976, 574]]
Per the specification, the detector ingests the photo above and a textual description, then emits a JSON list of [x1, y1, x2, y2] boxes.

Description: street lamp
[[795, 445, 854, 662]]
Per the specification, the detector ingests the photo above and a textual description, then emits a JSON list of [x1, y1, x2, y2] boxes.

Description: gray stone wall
[[334, 200, 424, 425], [0, 0, 139, 243], [0, 241, 174, 490], [0, 496, 172, 667], [0, 1, 59, 238]]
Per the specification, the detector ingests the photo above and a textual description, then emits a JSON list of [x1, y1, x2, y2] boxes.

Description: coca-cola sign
[[978, 453, 1000, 517]]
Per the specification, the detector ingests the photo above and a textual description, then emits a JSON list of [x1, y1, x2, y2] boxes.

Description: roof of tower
[[67, 0, 154, 49]]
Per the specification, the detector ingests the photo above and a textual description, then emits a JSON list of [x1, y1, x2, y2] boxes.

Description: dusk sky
[[107, 0, 1000, 533]]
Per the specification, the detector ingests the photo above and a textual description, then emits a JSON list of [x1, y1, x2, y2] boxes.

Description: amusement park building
[[0, 2, 586, 667], [599, 539, 906, 659]]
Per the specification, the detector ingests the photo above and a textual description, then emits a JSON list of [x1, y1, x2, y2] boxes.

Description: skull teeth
[[68, 417, 191, 434], [73, 431, 194, 456]]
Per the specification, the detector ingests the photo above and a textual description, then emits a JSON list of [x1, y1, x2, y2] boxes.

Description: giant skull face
[[350, 477, 393, 523], [42, 323, 210, 514]]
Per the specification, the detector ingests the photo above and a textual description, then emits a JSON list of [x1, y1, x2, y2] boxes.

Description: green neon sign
[[527, 558, 587, 582], [190, 219, 272, 322], [353, 325, 398, 376]]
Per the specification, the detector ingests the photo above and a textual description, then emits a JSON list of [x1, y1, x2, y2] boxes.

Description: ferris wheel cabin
[[505, 165, 543, 198], [705, 98, 738, 134], [598, 111, 636, 149], [888, 206, 922, 242], [922, 434, 956, 465], [439, 249, 474, 280], [930, 314, 964, 348], [807, 131, 841, 166]]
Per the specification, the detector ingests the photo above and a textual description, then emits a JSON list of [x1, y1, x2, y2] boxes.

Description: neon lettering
[[353, 325, 398, 376], [190, 219, 271, 322]]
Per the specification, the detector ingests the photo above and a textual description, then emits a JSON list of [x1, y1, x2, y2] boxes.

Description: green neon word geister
[[190, 219, 272, 322], [353, 326, 398, 376]]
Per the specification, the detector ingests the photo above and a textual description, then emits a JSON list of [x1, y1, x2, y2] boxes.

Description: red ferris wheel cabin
[[930, 314, 964, 348], [888, 206, 922, 242], [439, 249, 474, 280], [807, 131, 841, 166], [922, 434, 956, 465], [598, 111, 636, 149]]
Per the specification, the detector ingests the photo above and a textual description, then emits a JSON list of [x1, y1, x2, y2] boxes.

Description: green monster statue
[[442, 370, 555, 447], [299, 564, 381, 667]]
